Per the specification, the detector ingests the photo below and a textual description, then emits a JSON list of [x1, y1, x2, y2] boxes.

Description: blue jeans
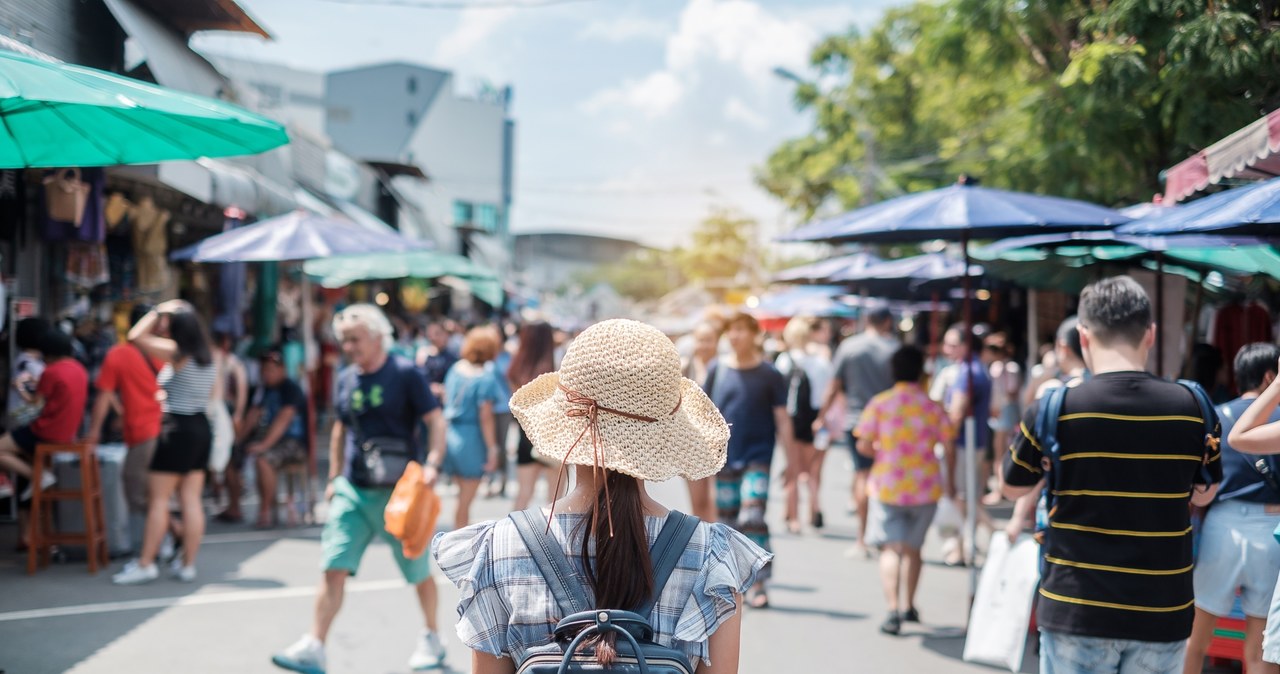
[[1039, 630, 1186, 674]]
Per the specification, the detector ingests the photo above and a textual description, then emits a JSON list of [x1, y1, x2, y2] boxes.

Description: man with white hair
[[273, 304, 448, 674]]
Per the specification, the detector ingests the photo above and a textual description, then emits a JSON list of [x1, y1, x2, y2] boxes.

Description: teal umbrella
[[303, 250, 503, 306], [0, 50, 288, 168]]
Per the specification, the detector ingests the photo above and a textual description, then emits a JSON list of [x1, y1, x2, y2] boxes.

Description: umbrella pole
[[1185, 273, 1207, 378], [962, 233, 979, 601], [1156, 252, 1165, 378]]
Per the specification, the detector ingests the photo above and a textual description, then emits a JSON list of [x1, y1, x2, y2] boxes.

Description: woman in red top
[[0, 328, 88, 499]]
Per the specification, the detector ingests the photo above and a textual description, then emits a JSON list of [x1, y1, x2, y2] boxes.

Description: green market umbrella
[[303, 250, 503, 306], [0, 50, 288, 168]]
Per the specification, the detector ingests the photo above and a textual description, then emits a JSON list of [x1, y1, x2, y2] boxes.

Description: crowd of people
[[11, 273, 1280, 674]]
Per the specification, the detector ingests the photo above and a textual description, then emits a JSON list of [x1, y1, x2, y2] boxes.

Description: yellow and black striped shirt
[[1004, 371, 1221, 643]]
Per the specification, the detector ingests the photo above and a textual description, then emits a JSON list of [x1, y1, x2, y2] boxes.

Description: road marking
[[0, 578, 424, 623]]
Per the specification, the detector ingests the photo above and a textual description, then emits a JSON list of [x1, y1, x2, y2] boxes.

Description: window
[[476, 204, 498, 232], [453, 201, 474, 226]]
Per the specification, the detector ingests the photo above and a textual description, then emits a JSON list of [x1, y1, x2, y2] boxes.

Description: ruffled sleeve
[[431, 521, 511, 658], [672, 522, 772, 647]]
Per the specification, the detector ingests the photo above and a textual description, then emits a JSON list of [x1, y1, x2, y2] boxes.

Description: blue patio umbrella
[[751, 285, 860, 320], [834, 252, 982, 284], [1117, 176, 1280, 237], [170, 209, 427, 263], [772, 251, 882, 284]]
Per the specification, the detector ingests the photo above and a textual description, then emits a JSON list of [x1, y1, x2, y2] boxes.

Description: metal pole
[[1155, 252, 1165, 377], [962, 232, 979, 598]]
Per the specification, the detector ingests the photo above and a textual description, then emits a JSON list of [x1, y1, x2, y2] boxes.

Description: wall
[[211, 55, 328, 135], [0, 0, 124, 70], [325, 63, 448, 162]]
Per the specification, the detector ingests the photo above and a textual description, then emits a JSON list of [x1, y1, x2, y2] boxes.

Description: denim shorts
[[1193, 501, 1280, 618], [1039, 630, 1185, 674]]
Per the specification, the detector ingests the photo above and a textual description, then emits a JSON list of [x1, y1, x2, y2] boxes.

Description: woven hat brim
[[509, 372, 729, 482]]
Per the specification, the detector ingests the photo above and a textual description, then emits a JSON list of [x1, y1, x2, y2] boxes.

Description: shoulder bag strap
[[1177, 379, 1221, 486], [636, 511, 701, 618], [509, 509, 591, 616], [133, 343, 159, 376], [1036, 385, 1069, 523]]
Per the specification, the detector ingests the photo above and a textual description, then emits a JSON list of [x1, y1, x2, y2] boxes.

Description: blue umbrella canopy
[[772, 251, 882, 283], [170, 209, 427, 263], [751, 285, 859, 320], [834, 252, 982, 282], [782, 183, 1130, 244], [1117, 176, 1280, 236]]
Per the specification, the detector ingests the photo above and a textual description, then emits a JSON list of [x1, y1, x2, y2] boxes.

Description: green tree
[[571, 248, 681, 301], [674, 207, 759, 288], [760, 1, 1280, 221]]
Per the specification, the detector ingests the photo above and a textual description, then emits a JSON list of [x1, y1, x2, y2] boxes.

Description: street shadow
[[209, 577, 287, 590], [766, 583, 817, 593], [918, 627, 1038, 673], [761, 604, 867, 621]]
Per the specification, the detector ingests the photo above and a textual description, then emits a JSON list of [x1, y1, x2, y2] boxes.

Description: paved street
[[2, 450, 1027, 674]]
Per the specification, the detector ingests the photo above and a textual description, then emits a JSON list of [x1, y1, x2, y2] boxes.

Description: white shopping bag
[[963, 534, 1040, 672]]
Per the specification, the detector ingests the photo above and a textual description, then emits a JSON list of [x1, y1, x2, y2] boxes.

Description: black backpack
[[510, 508, 701, 674]]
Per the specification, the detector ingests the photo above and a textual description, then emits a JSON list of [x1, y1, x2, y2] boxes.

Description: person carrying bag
[[433, 319, 773, 674]]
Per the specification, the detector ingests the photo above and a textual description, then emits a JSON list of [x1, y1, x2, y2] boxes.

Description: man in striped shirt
[[1003, 275, 1221, 674]]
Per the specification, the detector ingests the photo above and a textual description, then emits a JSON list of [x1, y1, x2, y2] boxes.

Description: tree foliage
[[673, 207, 758, 286], [759, 0, 1280, 221], [571, 248, 681, 302]]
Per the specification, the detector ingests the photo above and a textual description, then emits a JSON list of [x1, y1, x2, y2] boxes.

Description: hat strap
[[545, 384, 682, 537]]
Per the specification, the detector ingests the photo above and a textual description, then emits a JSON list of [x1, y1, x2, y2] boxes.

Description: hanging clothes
[[41, 167, 106, 243], [212, 210, 247, 338], [131, 196, 171, 294], [66, 242, 109, 289], [1211, 301, 1274, 393]]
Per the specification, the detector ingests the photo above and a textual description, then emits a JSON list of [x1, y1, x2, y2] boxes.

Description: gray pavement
[[1, 450, 1034, 674]]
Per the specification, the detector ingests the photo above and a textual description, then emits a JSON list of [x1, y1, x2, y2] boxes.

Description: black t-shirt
[[1004, 371, 1222, 643], [1215, 398, 1280, 503], [335, 355, 440, 479]]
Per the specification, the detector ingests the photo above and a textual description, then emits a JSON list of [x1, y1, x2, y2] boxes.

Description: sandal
[[214, 510, 243, 524], [746, 587, 770, 609]]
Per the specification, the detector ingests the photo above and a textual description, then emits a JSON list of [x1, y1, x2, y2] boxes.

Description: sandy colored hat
[[510, 319, 729, 482]]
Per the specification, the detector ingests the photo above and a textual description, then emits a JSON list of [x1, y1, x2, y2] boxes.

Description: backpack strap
[[1035, 385, 1069, 526], [1176, 379, 1220, 486], [635, 511, 700, 618], [509, 509, 591, 616]]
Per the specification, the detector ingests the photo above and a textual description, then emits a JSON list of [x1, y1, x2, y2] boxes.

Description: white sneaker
[[169, 558, 196, 583], [408, 630, 445, 670], [112, 560, 159, 585], [19, 472, 56, 501], [271, 634, 326, 674], [158, 533, 175, 562]]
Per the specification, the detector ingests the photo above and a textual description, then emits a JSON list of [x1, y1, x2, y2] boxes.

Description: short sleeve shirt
[[251, 379, 308, 442], [946, 358, 993, 448], [856, 383, 955, 505], [704, 361, 787, 469], [335, 355, 440, 477], [1003, 371, 1222, 643], [832, 331, 898, 430], [30, 358, 88, 443], [443, 364, 501, 425], [95, 344, 162, 445]]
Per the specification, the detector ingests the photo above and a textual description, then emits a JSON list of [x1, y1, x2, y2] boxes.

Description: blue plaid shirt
[[432, 512, 771, 666]]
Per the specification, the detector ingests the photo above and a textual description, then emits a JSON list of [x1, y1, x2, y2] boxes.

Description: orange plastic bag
[[383, 462, 441, 560]]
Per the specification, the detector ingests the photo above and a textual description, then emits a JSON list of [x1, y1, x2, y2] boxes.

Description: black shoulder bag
[[346, 379, 414, 489]]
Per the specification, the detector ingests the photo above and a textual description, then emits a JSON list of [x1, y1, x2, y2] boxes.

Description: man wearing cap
[[816, 307, 899, 556], [240, 347, 309, 528]]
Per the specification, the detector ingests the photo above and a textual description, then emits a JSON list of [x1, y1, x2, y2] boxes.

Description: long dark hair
[[575, 471, 652, 666], [167, 311, 213, 366], [508, 322, 555, 389]]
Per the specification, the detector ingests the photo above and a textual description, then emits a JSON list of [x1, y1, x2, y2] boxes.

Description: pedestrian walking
[[855, 345, 954, 636], [210, 330, 249, 522], [1002, 276, 1222, 674], [775, 316, 833, 533], [982, 332, 1020, 506], [940, 322, 993, 566], [817, 307, 898, 556], [683, 320, 722, 522], [418, 320, 458, 400], [1183, 343, 1280, 674], [705, 311, 792, 609], [114, 301, 217, 585], [441, 327, 502, 530], [272, 304, 448, 674], [82, 304, 162, 550], [484, 324, 514, 498], [508, 321, 565, 511], [432, 318, 770, 674]]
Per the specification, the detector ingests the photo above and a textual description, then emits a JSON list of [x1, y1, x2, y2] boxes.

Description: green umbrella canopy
[[0, 50, 289, 168], [304, 250, 501, 303]]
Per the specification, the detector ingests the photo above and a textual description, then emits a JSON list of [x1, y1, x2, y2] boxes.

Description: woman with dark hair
[[114, 300, 217, 585], [433, 319, 769, 674], [507, 321, 564, 510]]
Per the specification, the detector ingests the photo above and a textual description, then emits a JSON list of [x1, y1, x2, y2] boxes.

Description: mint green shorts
[[320, 477, 432, 584]]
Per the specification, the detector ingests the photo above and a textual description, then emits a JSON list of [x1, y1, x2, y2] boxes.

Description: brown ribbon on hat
[[545, 383, 683, 537]]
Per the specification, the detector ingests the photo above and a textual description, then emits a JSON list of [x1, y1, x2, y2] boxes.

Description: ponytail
[[576, 470, 652, 666]]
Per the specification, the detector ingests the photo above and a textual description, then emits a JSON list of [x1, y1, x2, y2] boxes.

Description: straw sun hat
[[510, 319, 729, 482]]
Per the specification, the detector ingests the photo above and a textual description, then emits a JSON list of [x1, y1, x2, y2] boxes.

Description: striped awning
[[1164, 109, 1280, 203]]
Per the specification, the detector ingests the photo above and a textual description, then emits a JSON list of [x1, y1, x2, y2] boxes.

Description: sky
[[194, 0, 904, 248]]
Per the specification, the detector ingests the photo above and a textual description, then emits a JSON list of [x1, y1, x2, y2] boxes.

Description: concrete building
[[513, 231, 645, 294], [211, 56, 327, 135]]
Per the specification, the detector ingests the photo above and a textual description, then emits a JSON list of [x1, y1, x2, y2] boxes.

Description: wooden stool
[[28, 443, 108, 575]]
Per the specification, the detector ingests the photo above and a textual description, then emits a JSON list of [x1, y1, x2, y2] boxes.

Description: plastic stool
[[28, 443, 108, 574]]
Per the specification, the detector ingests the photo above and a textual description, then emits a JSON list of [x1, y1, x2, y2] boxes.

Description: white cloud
[[724, 97, 768, 129], [433, 7, 517, 65], [579, 0, 818, 122], [578, 16, 671, 43], [580, 71, 684, 119]]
